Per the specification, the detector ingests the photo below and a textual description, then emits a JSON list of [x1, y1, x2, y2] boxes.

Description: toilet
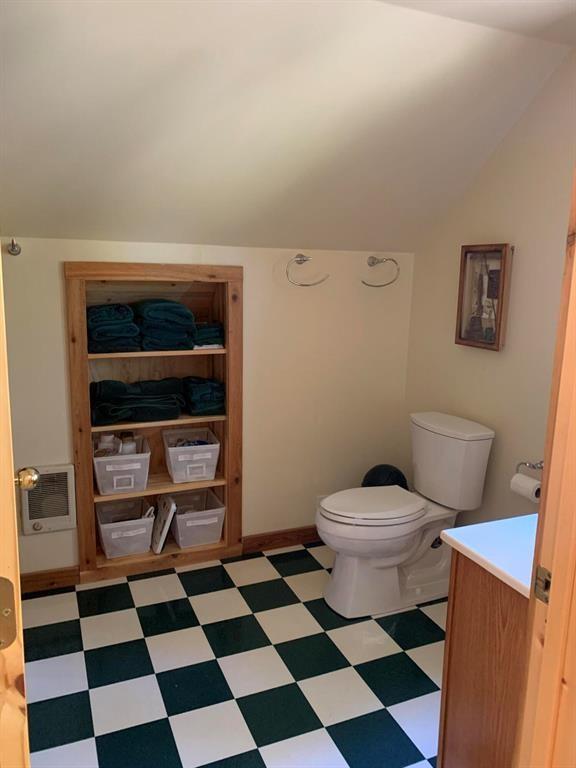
[[316, 412, 495, 618]]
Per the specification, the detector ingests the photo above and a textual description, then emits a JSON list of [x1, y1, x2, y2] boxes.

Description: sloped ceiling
[[386, 1, 576, 46], [0, 0, 571, 250]]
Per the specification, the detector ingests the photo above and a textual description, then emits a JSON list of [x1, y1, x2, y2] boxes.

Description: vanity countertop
[[441, 514, 537, 598]]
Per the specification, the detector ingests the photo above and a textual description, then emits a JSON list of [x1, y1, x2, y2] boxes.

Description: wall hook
[[362, 255, 400, 288], [6, 238, 21, 256], [286, 254, 330, 287]]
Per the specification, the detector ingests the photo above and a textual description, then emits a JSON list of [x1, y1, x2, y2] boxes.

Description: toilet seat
[[319, 485, 427, 527]]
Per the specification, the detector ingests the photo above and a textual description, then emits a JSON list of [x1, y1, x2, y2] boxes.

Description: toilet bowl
[[316, 486, 456, 617], [317, 412, 495, 618]]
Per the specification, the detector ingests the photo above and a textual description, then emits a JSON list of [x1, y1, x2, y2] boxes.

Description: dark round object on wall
[[362, 464, 409, 490]]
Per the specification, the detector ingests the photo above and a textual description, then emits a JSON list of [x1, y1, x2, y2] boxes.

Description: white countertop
[[441, 514, 537, 598]]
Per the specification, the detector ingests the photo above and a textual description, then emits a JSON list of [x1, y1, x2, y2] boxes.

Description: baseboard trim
[[21, 566, 80, 595], [242, 525, 320, 554], [20, 526, 321, 594]]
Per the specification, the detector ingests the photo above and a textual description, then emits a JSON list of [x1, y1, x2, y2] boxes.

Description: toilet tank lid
[[411, 412, 495, 441]]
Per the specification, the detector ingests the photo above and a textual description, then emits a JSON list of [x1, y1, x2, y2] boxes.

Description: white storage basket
[[163, 428, 220, 483], [97, 500, 154, 559], [93, 436, 151, 495], [170, 490, 225, 548]]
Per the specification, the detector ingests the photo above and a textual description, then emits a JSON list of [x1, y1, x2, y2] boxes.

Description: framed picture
[[455, 243, 512, 351]]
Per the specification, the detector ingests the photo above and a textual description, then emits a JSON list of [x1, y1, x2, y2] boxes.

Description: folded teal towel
[[183, 377, 225, 416], [193, 323, 224, 346], [139, 322, 190, 340], [90, 323, 140, 342], [90, 378, 185, 425], [91, 378, 183, 400], [92, 399, 183, 426], [142, 337, 194, 351], [87, 304, 134, 329], [133, 300, 196, 329], [89, 339, 141, 354]]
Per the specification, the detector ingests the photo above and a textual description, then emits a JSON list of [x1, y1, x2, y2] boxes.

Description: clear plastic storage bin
[[93, 436, 151, 495], [170, 490, 225, 548], [163, 428, 220, 483], [97, 499, 154, 559]]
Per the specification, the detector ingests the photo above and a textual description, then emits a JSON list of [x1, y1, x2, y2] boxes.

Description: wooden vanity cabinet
[[438, 552, 529, 767]]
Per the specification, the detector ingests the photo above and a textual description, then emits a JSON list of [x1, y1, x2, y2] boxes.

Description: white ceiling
[[0, 1, 571, 250], [385, 1, 576, 46]]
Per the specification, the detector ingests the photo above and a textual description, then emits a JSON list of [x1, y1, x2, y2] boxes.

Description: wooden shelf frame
[[88, 348, 226, 360], [65, 262, 243, 580], [93, 473, 226, 503], [91, 413, 226, 433]]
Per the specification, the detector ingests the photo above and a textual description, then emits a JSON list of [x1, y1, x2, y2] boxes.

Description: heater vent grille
[[20, 464, 76, 534]]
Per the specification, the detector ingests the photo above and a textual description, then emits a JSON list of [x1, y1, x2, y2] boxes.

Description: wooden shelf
[[88, 348, 226, 360], [94, 472, 226, 503], [89, 537, 242, 580], [91, 413, 226, 433]]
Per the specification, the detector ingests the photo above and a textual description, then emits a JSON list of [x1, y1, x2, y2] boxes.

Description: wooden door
[[0, 259, 29, 767], [515, 173, 576, 767]]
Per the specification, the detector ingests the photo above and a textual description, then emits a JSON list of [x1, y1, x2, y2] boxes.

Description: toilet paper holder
[[516, 460, 544, 474]]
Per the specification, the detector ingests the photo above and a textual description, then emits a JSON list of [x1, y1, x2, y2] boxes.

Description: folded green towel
[[188, 403, 226, 416], [87, 304, 134, 329], [92, 399, 183, 426], [136, 379, 184, 397], [91, 378, 184, 401], [139, 322, 190, 341], [88, 339, 141, 354], [89, 323, 140, 342], [193, 323, 224, 346], [141, 337, 194, 351], [91, 402, 133, 425], [132, 299, 196, 329], [182, 377, 225, 416], [90, 376, 186, 425]]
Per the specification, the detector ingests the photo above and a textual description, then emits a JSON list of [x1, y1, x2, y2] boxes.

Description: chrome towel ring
[[362, 255, 400, 288], [286, 253, 330, 287]]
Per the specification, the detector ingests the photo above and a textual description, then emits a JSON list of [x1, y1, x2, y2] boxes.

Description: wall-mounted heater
[[20, 464, 76, 534]]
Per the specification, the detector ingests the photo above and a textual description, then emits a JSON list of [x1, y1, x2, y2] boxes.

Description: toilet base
[[325, 554, 406, 618], [324, 537, 453, 619]]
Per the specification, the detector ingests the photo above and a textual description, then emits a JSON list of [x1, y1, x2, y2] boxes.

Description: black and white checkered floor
[[23, 543, 447, 768]]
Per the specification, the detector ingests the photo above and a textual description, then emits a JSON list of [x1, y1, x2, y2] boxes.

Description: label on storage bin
[[186, 464, 206, 478], [178, 453, 212, 461], [111, 528, 147, 538], [106, 462, 141, 471], [185, 517, 219, 526]]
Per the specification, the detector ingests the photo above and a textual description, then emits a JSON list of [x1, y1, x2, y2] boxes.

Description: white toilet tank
[[410, 412, 495, 510]]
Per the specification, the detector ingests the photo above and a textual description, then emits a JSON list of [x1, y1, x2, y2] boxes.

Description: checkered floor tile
[[23, 543, 445, 768]]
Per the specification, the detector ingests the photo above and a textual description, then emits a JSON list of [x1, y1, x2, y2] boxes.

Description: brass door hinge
[[534, 565, 552, 604], [0, 577, 17, 649]]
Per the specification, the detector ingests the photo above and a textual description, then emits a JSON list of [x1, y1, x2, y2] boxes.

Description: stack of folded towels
[[183, 377, 226, 416], [87, 304, 140, 354], [90, 378, 186, 426], [192, 322, 225, 348], [133, 299, 196, 351]]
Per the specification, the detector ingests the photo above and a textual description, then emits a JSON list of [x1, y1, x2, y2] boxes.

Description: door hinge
[[534, 565, 552, 604], [0, 577, 17, 649]]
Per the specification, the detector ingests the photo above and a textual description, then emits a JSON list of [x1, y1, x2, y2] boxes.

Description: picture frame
[[455, 243, 512, 351]]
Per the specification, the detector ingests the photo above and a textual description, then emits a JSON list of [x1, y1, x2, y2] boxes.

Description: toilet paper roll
[[510, 473, 541, 502]]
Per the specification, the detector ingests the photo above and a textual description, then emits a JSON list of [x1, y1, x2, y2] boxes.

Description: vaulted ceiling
[[0, 1, 572, 250]]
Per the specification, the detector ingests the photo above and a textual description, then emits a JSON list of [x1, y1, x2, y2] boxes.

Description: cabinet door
[[439, 553, 528, 767]]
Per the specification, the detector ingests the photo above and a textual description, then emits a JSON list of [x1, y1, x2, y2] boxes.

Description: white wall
[[2, 241, 414, 573], [405, 54, 576, 526]]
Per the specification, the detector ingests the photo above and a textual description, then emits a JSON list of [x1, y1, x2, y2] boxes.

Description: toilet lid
[[320, 486, 426, 524]]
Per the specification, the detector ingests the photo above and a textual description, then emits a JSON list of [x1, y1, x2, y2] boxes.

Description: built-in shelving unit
[[65, 262, 243, 581]]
